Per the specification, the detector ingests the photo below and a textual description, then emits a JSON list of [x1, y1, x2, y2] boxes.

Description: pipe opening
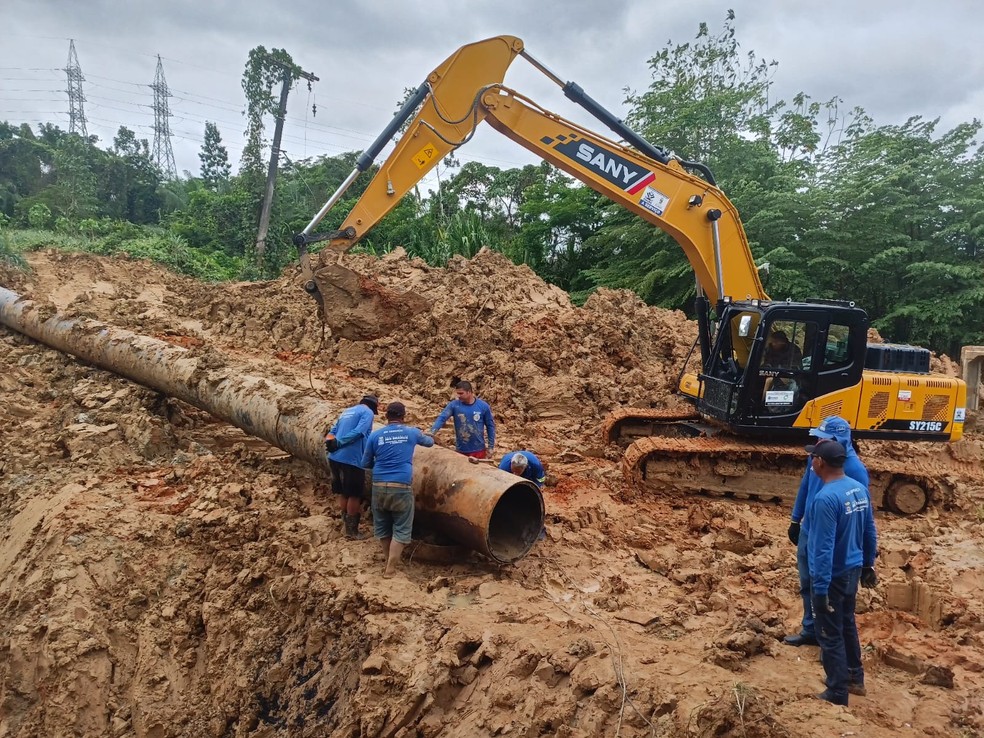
[[486, 482, 544, 563]]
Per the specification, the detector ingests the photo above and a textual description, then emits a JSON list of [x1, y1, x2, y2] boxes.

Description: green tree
[[239, 46, 299, 188], [0, 123, 52, 218], [801, 116, 984, 353], [51, 132, 99, 221], [199, 122, 231, 191], [513, 168, 606, 291], [103, 126, 164, 224], [166, 185, 256, 257]]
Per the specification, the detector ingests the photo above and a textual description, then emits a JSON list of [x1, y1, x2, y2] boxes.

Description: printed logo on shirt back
[[843, 487, 869, 515]]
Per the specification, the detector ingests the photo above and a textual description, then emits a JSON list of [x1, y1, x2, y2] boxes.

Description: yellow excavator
[[294, 36, 970, 515]]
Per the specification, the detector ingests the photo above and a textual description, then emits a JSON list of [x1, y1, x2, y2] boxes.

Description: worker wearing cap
[[429, 380, 496, 459], [784, 416, 869, 648], [361, 401, 434, 577], [325, 395, 378, 540], [498, 450, 546, 489], [805, 439, 878, 706]]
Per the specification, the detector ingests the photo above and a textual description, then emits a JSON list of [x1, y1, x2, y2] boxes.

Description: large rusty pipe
[[0, 287, 543, 562], [412, 451, 543, 563]]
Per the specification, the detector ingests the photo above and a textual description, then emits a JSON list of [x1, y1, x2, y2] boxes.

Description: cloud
[[3, 0, 981, 179]]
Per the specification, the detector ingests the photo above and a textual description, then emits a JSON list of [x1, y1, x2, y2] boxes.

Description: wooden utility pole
[[255, 60, 318, 266]]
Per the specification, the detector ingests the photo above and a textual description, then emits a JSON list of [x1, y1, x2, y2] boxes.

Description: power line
[[3, 46, 536, 175]]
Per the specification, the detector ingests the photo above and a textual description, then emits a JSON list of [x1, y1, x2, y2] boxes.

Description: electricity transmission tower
[[64, 40, 88, 138], [151, 55, 177, 179]]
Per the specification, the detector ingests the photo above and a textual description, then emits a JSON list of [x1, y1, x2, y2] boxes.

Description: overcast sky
[[3, 0, 982, 193]]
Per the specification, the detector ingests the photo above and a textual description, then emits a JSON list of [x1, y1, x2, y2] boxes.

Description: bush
[[27, 203, 52, 230], [92, 229, 244, 282], [0, 225, 244, 282]]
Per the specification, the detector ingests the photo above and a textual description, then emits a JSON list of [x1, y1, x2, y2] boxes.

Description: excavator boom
[[481, 87, 765, 303]]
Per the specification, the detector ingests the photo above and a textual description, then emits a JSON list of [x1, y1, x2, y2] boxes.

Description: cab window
[[763, 320, 814, 370], [823, 323, 853, 369]]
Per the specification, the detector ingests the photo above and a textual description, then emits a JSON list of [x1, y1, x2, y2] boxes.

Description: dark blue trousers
[[813, 567, 863, 701], [796, 527, 814, 636]]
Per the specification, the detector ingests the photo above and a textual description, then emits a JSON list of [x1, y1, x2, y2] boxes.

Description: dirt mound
[[198, 248, 695, 436], [2, 249, 984, 738]]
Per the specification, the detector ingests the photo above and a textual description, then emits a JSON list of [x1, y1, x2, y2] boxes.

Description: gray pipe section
[[0, 287, 543, 563], [0, 286, 332, 467]]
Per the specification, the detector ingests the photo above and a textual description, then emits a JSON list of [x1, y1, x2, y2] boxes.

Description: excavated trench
[[2, 249, 984, 738]]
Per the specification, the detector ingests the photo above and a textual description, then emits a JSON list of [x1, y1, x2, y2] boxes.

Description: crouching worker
[[498, 450, 545, 489], [499, 450, 547, 540], [361, 401, 434, 577], [325, 394, 378, 540]]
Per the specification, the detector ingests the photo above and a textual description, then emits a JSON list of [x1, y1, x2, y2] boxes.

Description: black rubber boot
[[344, 513, 368, 540]]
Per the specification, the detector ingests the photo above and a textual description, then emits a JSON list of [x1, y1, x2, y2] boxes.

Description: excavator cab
[[697, 299, 869, 439]]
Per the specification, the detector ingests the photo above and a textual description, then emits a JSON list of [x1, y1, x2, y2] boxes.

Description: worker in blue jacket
[[325, 395, 378, 539], [806, 439, 878, 706], [784, 415, 869, 648], [499, 449, 548, 541], [498, 450, 546, 489], [361, 401, 434, 577], [429, 380, 496, 458]]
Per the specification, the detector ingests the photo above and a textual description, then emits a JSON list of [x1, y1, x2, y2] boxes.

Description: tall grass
[[1, 226, 246, 282], [0, 229, 30, 270]]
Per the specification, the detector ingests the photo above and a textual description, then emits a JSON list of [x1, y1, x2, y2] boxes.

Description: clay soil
[[2, 248, 984, 738]]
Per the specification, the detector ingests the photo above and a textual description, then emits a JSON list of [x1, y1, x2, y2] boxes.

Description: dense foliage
[[0, 14, 981, 354]]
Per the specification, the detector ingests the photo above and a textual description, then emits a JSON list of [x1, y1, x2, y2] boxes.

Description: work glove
[[324, 433, 339, 453], [787, 521, 800, 545], [860, 567, 877, 589], [813, 594, 834, 615]]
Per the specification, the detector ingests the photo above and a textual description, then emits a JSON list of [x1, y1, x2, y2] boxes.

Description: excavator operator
[[763, 331, 802, 369]]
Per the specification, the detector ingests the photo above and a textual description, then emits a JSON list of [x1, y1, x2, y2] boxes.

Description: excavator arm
[[295, 35, 765, 319], [294, 35, 524, 312]]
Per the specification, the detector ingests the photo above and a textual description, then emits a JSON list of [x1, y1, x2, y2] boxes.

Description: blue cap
[[810, 415, 850, 440]]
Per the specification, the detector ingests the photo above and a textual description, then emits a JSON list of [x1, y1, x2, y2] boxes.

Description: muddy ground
[[1, 249, 983, 738]]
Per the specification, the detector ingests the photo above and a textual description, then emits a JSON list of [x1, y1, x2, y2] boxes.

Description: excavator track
[[620, 433, 977, 516], [602, 407, 702, 446]]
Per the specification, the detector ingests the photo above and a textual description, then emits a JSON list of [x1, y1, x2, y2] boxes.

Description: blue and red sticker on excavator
[[542, 133, 669, 215]]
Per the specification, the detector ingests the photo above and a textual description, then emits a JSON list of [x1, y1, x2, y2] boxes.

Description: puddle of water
[[447, 592, 476, 608]]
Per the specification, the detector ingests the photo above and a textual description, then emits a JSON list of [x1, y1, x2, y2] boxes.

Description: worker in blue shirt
[[784, 416, 869, 648], [429, 380, 495, 459], [806, 439, 878, 706], [325, 395, 378, 539], [498, 450, 546, 489], [499, 449, 548, 541], [361, 401, 434, 577]]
